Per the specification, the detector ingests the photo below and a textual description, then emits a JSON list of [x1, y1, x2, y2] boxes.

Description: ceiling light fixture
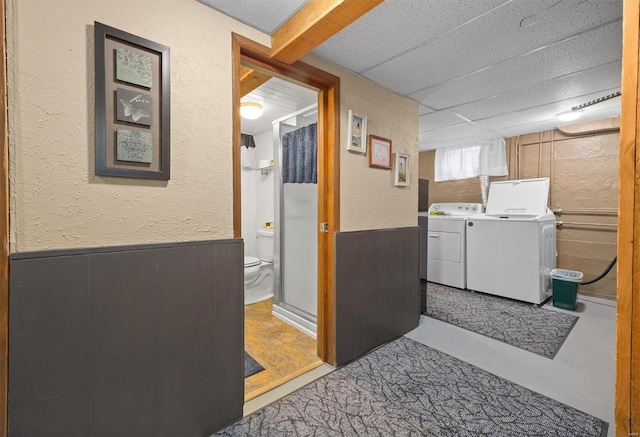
[[556, 110, 582, 122], [240, 102, 264, 120]]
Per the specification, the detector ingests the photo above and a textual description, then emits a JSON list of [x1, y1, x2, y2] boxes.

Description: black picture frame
[[94, 22, 170, 180]]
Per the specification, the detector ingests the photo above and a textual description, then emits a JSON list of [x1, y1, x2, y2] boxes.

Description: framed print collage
[[94, 22, 171, 180]]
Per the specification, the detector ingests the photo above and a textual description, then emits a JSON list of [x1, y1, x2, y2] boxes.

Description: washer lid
[[486, 178, 549, 217], [244, 256, 261, 267]]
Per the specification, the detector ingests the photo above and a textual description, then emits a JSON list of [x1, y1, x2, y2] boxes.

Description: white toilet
[[244, 229, 274, 305]]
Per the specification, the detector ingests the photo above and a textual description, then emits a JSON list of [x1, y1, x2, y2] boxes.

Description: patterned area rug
[[244, 351, 264, 378], [422, 281, 578, 358], [216, 337, 607, 436]]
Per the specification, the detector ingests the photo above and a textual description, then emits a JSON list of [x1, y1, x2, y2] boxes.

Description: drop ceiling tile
[[419, 130, 502, 151], [196, 0, 307, 34], [473, 90, 620, 131], [419, 110, 469, 133], [362, 0, 621, 95], [492, 105, 620, 138], [451, 62, 621, 121], [313, 0, 507, 73], [419, 105, 434, 116], [492, 120, 563, 139], [419, 122, 492, 144], [419, 102, 620, 149], [410, 20, 621, 110]]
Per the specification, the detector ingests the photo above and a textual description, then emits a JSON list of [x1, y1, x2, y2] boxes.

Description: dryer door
[[427, 230, 466, 288], [427, 231, 461, 263]]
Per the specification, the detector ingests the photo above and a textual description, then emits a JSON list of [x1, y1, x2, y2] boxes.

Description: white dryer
[[466, 178, 556, 304], [426, 203, 483, 289]]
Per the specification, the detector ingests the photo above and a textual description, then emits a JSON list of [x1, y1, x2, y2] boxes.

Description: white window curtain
[[434, 138, 508, 182]]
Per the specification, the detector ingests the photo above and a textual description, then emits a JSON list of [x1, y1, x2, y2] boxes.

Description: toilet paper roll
[[259, 159, 271, 169]]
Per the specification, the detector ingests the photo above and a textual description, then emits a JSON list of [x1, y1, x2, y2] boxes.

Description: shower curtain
[[282, 123, 317, 184]]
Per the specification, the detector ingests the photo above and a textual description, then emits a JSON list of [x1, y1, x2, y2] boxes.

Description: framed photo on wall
[[347, 109, 367, 153], [394, 153, 409, 186], [94, 22, 171, 180], [368, 135, 392, 169]]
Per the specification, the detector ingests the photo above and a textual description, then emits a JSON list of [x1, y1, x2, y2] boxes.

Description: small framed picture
[[394, 153, 409, 186], [369, 135, 392, 169], [347, 109, 367, 153]]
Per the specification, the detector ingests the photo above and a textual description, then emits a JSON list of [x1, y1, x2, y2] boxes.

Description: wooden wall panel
[[9, 256, 90, 437], [89, 251, 158, 435], [156, 246, 197, 436], [334, 227, 420, 365], [8, 239, 243, 437], [194, 243, 244, 434]]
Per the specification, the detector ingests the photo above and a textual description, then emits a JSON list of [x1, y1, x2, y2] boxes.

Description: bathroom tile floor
[[244, 299, 322, 400]]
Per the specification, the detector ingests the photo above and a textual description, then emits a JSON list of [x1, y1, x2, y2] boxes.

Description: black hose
[[582, 256, 617, 285]]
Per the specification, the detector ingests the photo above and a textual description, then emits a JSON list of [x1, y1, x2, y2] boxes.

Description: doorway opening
[[240, 78, 321, 399], [232, 34, 340, 400]]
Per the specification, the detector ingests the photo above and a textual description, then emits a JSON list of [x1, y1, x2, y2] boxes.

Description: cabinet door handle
[[429, 234, 440, 238]]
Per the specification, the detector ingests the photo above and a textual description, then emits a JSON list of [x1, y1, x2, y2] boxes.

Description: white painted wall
[[241, 147, 257, 256], [254, 130, 275, 236], [240, 130, 274, 258]]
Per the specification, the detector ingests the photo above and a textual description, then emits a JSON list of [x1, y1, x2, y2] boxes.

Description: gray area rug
[[244, 351, 264, 378], [215, 337, 607, 436], [422, 281, 578, 359]]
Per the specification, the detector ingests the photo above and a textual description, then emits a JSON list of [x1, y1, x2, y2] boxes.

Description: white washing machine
[[466, 178, 556, 304], [426, 203, 483, 289]]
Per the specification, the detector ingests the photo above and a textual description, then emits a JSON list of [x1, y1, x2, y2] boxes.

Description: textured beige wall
[[418, 118, 619, 300], [7, 1, 419, 252], [5, 0, 261, 252], [304, 55, 420, 232]]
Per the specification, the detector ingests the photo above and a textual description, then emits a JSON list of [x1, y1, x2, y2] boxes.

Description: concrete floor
[[244, 294, 616, 436]]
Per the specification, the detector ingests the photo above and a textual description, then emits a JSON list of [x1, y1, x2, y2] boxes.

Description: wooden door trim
[[617, 0, 639, 434], [231, 33, 339, 365]]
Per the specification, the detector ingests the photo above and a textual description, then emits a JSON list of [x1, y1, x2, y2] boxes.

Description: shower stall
[[272, 103, 318, 337]]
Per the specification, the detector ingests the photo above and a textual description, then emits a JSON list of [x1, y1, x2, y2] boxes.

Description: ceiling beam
[[239, 65, 272, 97], [271, 0, 383, 64]]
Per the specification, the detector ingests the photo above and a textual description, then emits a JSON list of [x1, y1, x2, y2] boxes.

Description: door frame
[[617, 0, 640, 434], [231, 33, 340, 365]]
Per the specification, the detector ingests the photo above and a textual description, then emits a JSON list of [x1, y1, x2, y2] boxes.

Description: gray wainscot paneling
[[335, 227, 421, 365], [9, 239, 243, 437]]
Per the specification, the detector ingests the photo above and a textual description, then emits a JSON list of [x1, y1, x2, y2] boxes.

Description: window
[[434, 138, 507, 182]]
